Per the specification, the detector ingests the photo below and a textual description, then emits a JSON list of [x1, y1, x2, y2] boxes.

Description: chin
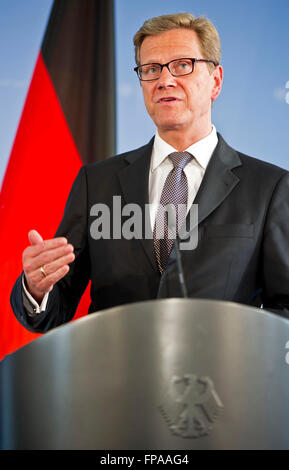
[[154, 111, 188, 130], [157, 120, 186, 131]]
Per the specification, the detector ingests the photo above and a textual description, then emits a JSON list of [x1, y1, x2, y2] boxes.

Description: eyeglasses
[[134, 57, 217, 81]]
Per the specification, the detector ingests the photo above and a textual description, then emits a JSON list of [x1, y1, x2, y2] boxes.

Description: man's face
[[139, 28, 223, 136]]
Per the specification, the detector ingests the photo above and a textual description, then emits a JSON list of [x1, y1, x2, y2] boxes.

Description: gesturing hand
[[23, 230, 75, 303]]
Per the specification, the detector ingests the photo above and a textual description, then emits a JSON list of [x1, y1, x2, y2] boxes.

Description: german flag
[[0, 0, 116, 360]]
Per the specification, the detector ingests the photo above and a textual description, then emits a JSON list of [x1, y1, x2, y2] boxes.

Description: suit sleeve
[[10, 166, 91, 333], [262, 171, 289, 317]]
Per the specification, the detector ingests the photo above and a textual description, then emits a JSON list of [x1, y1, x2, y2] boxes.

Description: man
[[11, 13, 289, 332]]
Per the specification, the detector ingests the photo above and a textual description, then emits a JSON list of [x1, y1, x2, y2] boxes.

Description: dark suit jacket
[[11, 134, 289, 332]]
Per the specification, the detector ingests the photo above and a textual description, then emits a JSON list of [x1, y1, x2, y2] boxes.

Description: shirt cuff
[[22, 274, 49, 315]]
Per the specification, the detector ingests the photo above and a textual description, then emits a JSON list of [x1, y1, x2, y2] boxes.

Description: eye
[[141, 64, 159, 78], [170, 59, 193, 76], [177, 60, 191, 70], [148, 65, 158, 74]]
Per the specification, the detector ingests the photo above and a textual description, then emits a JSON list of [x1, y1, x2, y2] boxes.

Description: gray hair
[[133, 13, 221, 73]]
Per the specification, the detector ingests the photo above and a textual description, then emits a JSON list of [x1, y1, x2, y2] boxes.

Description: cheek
[[187, 82, 211, 107], [142, 86, 153, 107]]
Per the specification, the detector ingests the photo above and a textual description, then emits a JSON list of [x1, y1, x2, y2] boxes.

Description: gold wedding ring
[[40, 266, 47, 277]]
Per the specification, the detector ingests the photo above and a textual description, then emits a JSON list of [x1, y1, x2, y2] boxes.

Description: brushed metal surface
[[1, 299, 289, 449]]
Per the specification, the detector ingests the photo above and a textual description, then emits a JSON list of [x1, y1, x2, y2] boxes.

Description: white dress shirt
[[23, 125, 218, 314], [22, 274, 49, 314], [148, 125, 218, 229]]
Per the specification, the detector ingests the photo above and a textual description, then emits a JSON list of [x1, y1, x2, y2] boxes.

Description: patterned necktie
[[154, 151, 192, 273]]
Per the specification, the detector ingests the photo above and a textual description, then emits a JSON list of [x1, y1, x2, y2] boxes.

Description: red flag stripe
[[0, 53, 89, 360]]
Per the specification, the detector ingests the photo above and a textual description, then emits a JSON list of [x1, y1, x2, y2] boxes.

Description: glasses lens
[[169, 59, 193, 76], [138, 59, 194, 80], [139, 64, 161, 80]]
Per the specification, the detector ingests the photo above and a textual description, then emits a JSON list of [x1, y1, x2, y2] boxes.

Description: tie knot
[[169, 151, 192, 170]]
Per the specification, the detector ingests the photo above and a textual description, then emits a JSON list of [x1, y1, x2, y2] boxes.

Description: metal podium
[[1, 298, 289, 450]]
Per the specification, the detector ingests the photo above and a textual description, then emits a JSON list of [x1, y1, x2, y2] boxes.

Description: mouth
[[157, 97, 180, 104]]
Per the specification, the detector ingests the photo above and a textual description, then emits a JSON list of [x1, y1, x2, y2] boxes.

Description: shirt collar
[[151, 125, 218, 172]]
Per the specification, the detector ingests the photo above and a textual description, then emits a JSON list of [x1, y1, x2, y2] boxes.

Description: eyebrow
[[140, 54, 197, 64]]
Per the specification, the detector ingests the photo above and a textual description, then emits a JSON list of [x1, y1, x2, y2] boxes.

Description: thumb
[[28, 229, 44, 246]]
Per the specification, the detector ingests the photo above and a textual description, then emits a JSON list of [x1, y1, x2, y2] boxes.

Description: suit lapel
[[187, 133, 242, 230], [116, 133, 242, 272], [117, 138, 159, 272], [166, 134, 243, 274]]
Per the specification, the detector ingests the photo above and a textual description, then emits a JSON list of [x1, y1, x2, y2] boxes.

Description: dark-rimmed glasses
[[134, 58, 217, 81]]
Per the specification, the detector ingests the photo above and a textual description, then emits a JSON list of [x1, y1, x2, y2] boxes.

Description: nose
[[157, 65, 176, 89]]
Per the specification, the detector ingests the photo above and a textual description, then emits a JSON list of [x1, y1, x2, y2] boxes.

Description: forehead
[[140, 28, 202, 63]]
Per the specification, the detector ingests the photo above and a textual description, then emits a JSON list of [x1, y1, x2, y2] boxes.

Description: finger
[[23, 244, 74, 274], [28, 230, 44, 246], [36, 265, 70, 293], [35, 252, 75, 282], [24, 237, 69, 258]]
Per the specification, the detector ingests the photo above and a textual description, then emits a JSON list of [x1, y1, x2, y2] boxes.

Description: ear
[[211, 65, 223, 101]]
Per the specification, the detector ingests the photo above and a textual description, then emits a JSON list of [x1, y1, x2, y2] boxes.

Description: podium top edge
[[3, 298, 287, 363]]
